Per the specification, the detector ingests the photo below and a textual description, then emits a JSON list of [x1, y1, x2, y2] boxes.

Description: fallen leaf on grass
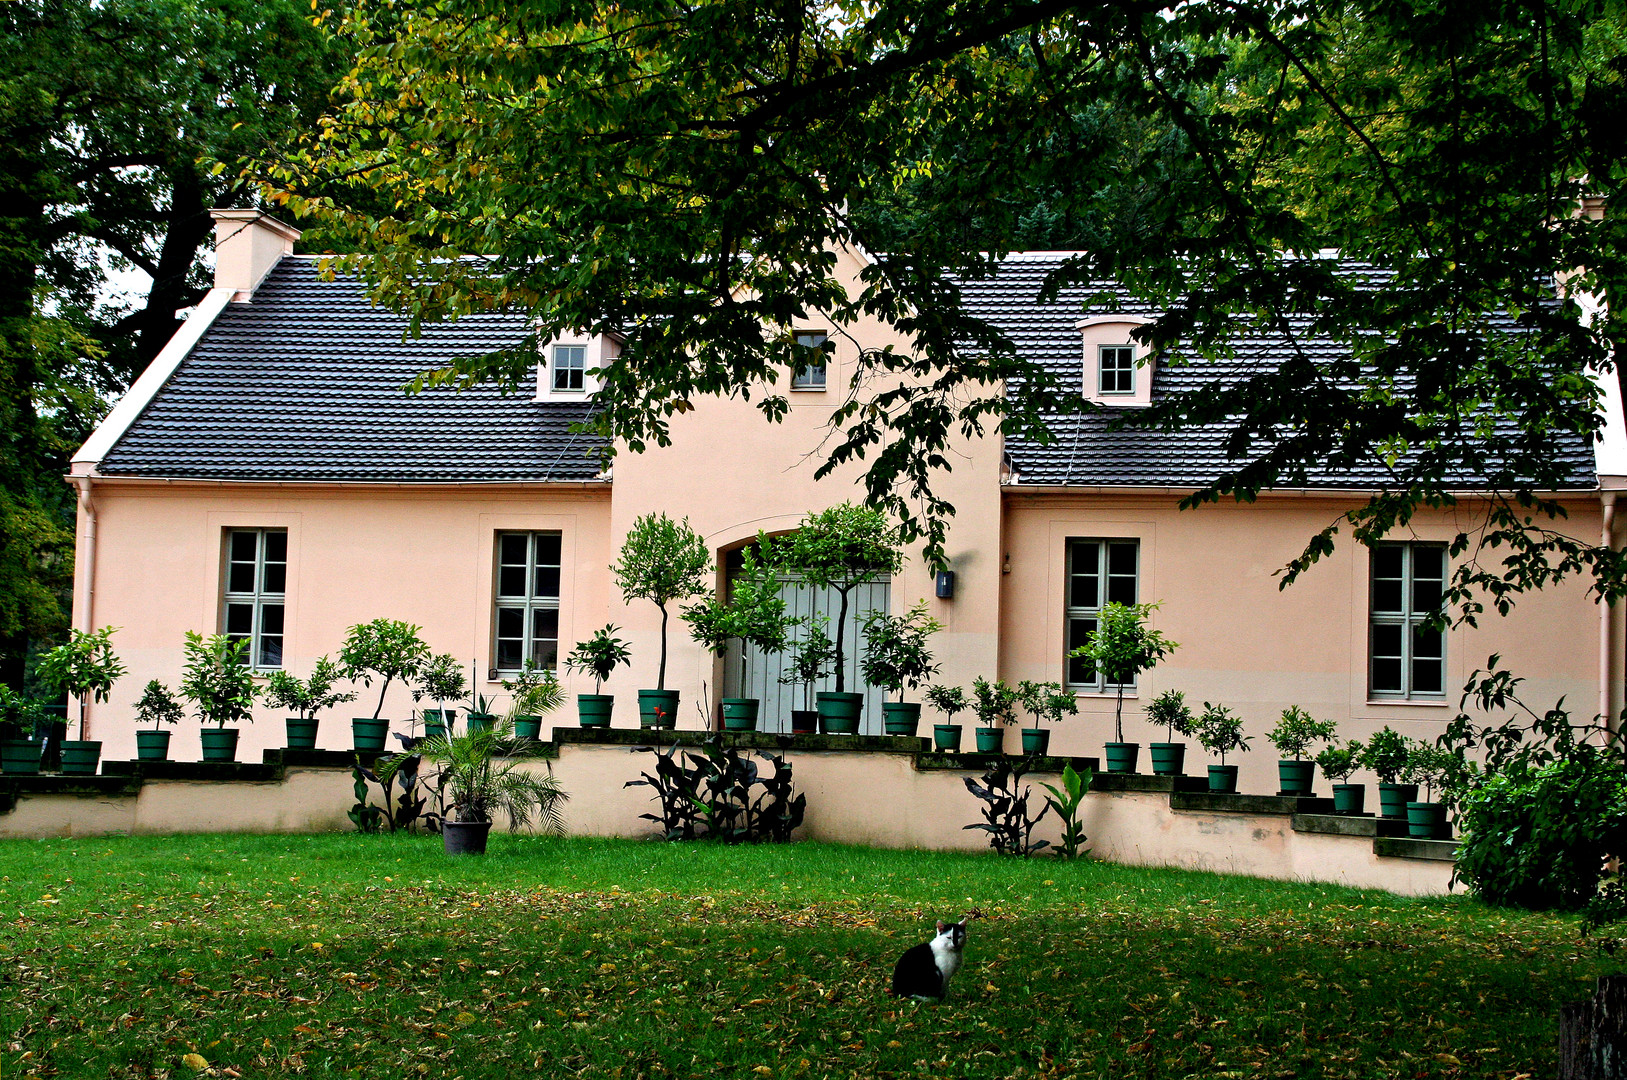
[[181, 1052, 209, 1070]]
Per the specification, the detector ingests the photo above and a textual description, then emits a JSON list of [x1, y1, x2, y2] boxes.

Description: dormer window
[[792, 331, 828, 390], [536, 334, 615, 400], [552, 345, 586, 392], [1098, 345, 1135, 395], [1077, 315, 1155, 408]]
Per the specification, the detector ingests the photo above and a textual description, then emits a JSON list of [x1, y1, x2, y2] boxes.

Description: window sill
[[1364, 698, 1449, 708], [789, 386, 828, 393]]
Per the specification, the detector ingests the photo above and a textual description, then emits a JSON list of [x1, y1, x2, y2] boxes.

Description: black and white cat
[[890, 916, 969, 1001]]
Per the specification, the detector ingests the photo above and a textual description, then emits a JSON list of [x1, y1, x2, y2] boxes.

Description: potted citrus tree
[[925, 684, 969, 751], [1016, 680, 1076, 756], [132, 680, 184, 761], [1316, 739, 1367, 814], [1362, 727, 1416, 819], [783, 503, 902, 733], [180, 631, 258, 762], [339, 619, 431, 753], [565, 626, 632, 728], [36, 626, 127, 775], [1197, 701, 1250, 793], [413, 653, 467, 738], [971, 676, 1019, 754], [264, 657, 356, 751], [682, 539, 794, 731], [779, 617, 836, 734], [1267, 706, 1338, 795], [1402, 740, 1468, 840], [1069, 601, 1179, 774], [612, 512, 710, 729], [861, 601, 943, 737], [0, 686, 45, 775], [1145, 689, 1197, 776]]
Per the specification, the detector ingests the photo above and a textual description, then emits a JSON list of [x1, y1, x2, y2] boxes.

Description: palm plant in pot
[[782, 503, 902, 733], [1267, 706, 1338, 795], [565, 625, 631, 728], [1070, 601, 1178, 773], [36, 625, 127, 775], [924, 684, 969, 751], [612, 512, 710, 729], [413, 653, 467, 739], [339, 619, 431, 753], [1016, 680, 1076, 756], [501, 660, 562, 739], [860, 601, 942, 737], [1197, 702, 1251, 793], [1145, 689, 1198, 776], [779, 617, 837, 734], [264, 657, 356, 751], [1361, 726, 1416, 819], [971, 676, 1019, 754], [1316, 739, 1367, 814], [132, 680, 184, 761], [180, 631, 259, 762], [682, 539, 794, 731]]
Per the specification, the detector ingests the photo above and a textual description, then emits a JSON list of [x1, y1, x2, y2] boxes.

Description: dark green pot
[[59, 740, 102, 776], [1149, 742, 1186, 776], [514, 714, 543, 740], [1277, 759, 1315, 795], [285, 717, 319, 751], [974, 726, 1004, 753], [0, 738, 41, 775], [638, 689, 680, 729], [1021, 728, 1050, 755], [816, 692, 863, 734], [1104, 742, 1139, 774], [791, 710, 819, 735], [1378, 782, 1419, 819], [1333, 783, 1366, 815], [135, 729, 172, 762], [1208, 764, 1239, 793], [351, 717, 389, 754], [1406, 801, 1450, 840], [422, 720, 446, 741], [882, 702, 921, 737], [577, 694, 613, 728], [422, 708, 457, 734], [466, 713, 496, 735], [199, 727, 240, 763], [443, 820, 492, 856], [933, 724, 962, 752], [721, 698, 760, 731]]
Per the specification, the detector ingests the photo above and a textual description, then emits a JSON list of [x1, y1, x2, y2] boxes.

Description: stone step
[[1171, 791, 1336, 815], [1374, 836, 1458, 861]]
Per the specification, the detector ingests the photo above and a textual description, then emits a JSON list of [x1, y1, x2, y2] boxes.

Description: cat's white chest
[[929, 935, 962, 989]]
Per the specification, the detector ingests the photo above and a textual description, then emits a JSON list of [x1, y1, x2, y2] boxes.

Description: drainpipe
[[73, 476, 97, 741], [1603, 492, 1618, 740]]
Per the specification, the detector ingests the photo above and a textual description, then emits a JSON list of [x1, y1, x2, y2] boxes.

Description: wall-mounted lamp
[[1002, 553, 1012, 575], [935, 570, 956, 599]]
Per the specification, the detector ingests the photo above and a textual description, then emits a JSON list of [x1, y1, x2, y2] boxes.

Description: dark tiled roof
[[964, 252, 1599, 490], [97, 258, 608, 483]]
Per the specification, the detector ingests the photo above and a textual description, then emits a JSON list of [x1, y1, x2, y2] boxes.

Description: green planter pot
[[721, 698, 760, 732], [882, 702, 922, 737], [1406, 801, 1450, 840], [791, 710, 819, 735], [816, 692, 863, 735], [1207, 764, 1240, 793], [1104, 742, 1140, 774], [639, 689, 680, 729], [59, 740, 102, 776], [1333, 783, 1366, 815], [199, 727, 240, 763], [466, 713, 496, 735], [513, 714, 543, 740], [135, 729, 172, 762], [1277, 759, 1315, 795], [1021, 728, 1051, 755], [351, 717, 390, 754], [577, 694, 614, 728], [1377, 782, 1419, 819], [0, 738, 41, 775], [933, 724, 963, 752], [1148, 742, 1186, 776], [422, 720, 446, 741], [422, 708, 457, 735], [974, 726, 1004, 753], [285, 717, 319, 751]]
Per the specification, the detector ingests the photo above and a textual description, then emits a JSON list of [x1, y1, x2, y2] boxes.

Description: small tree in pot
[[0, 686, 46, 775], [413, 653, 468, 738], [1316, 739, 1367, 814], [1401, 740, 1472, 840], [264, 657, 357, 751], [36, 625, 127, 774], [861, 601, 943, 737], [1145, 689, 1198, 776], [779, 616, 837, 734], [501, 660, 563, 740], [1015, 680, 1076, 756], [925, 683, 969, 752], [566, 625, 632, 728], [683, 539, 795, 731], [612, 512, 710, 728], [1070, 601, 1179, 774], [180, 631, 259, 763], [339, 619, 431, 754], [971, 676, 1020, 754], [1267, 706, 1338, 795], [1361, 727, 1416, 819], [1197, 702, 1251, 793], [132, 679, 185, 762]]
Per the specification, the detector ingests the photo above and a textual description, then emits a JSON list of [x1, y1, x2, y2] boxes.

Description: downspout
[[73, 475, 97, 741], [1603, 491, 1618, 740]]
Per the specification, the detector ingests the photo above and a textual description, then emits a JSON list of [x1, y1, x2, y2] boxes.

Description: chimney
[[210, 209, 300, 302]]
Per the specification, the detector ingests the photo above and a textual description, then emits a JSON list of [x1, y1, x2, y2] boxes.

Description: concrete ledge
[[264, 749, 380, 769], [0, 775, 144, 799], [1091, 772, 1209, 794], [1375, 837, 1458, 861], [1172, 791, 1335, 815], [553, 727, 927, 754], [103, 760, 284, 782], [913, 753, 1098, 774]]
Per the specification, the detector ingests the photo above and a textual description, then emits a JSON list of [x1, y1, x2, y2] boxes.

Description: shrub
[[964, 757, 1050, 856], [339, 620, 432, 720], [971, 676, 1020, 728], [626, 738, 806, 842], [1017, 680, 1078, 729], [264, 657, 356, 720], [179, 632, 258, 728], [1361, 727, 1410, 783], [1196, 703, 1250, 766], [1315, 740, 1365, 784], [1068, 601, 1178, 743], [781, 503, 902, 693], [860, 601, 942, 702], [132, 680, 185, 730], [1267, 706, 1337, 762], [1146, 689, 1197, 743], [924, 684, 969, 725]]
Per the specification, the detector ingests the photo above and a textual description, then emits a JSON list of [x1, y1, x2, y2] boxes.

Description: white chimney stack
[[210, 208, 300, 302]]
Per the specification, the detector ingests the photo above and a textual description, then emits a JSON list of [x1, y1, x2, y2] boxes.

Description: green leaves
[[35, 626, 126, 705], [1266, 705, 1338, 762], [179, 631, 259, 728], [1070, 601, 1178, 742], [565, 626, 632, 693], [859, 600, 942, 701], [263, 656, 358, 720], [339, 619, 432, 720]]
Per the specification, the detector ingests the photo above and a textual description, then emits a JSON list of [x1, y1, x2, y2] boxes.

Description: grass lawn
[[0, 832, 1615, 1079]]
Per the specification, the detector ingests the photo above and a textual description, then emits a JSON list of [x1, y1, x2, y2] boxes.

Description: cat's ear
[[936, 921, 947, 933]]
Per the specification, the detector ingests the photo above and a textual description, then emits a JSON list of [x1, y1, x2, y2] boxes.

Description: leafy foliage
[[970, 677, 1019, 729], [351, 737, 431, 834], [611, 513, 710, 690], [131, 679, 184, 730], [392, 722, 567, 829], [1070, 602, 1178, 742], [339, 620, 432, 720], [1315, 740, 1365, 784], [1196, 703, 1250, 767], [35, 626, 125, 713], [1017, 680, 1077, 729], [412, 653, 468, 716], [1146, 689, 1198, 743], [1402, 741, 1475, 806], [566, 626, 632, 694], [179, 632, 258, 728], [778, 616, 838, 712], [1041, 762, 1094, 860], [923, 683, 969, 725], [859, 601, 942, 702], [1361, 727, 1412, 784], [0, 683, 47, 740], [1266, 706, 1338, 762], [625, 738, 806, 843], [263, 657, 356, 721], [964, 757, 1050, 857], [782, 504, 902, 694], [683, 539, 794, 658]]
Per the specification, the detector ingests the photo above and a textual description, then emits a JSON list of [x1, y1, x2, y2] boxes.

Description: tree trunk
[[657, 604, 668, 690], [833, 585, 850, 693], [1559, 975, 1627, 1079]]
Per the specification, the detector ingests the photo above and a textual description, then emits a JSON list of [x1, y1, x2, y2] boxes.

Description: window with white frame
[[552, 344, 586, 392], [1369, 542, 1446, 699], [792, 331, 828, 389], [1098, 345, 1135, 395], [494, 532, 562, 672], [222, 529, 286, 669], [1064, 538, 1139, 689]]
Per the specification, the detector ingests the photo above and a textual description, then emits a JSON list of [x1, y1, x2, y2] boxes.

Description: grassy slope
[[0, 832, 1615, 1079]]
